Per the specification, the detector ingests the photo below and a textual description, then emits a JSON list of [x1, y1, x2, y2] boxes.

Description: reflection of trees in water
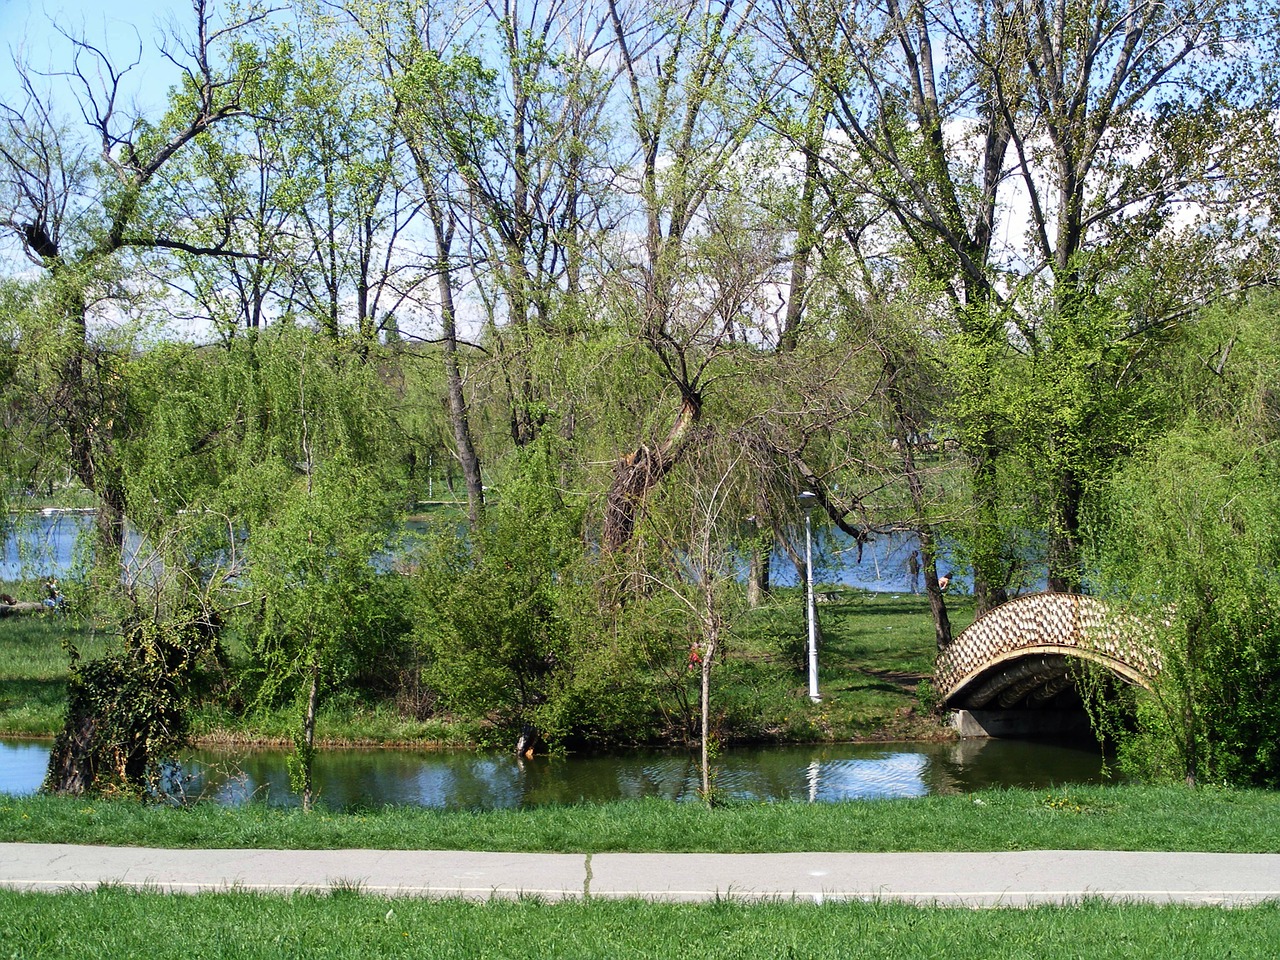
[[67, 739, 1116, 810], [520, 753, 703, 806], [919, 739, 1112, 795]]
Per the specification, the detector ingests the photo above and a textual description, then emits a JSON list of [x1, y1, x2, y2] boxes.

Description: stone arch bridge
[[935, 593, 1161, 733]]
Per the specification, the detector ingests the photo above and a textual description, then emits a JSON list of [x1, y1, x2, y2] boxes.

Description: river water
[[0, 737, 1113, 809]]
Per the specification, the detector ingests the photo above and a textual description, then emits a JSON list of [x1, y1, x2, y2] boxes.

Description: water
[[5, 511, 973, 595], [0, 737, 1113, 809], [3, 517, 1072, 809], [1, 512, 87, 580]]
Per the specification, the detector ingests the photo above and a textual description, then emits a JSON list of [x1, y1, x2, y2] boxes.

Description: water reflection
[[0, 737, 1114, 810]]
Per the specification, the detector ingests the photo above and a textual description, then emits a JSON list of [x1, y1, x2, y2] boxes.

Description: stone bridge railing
[[936, 592, 1162, 709]]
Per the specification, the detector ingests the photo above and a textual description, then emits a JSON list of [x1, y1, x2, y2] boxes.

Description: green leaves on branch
[[1098, 425, 1280, 788]]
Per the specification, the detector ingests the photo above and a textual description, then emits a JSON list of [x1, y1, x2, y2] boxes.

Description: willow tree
[[248, 456, 400, 811], [0, 0, 266, 557], [1094, 296, 1280, 786], [1101, 429, 1280, 787], [601, 0, 774, 551]]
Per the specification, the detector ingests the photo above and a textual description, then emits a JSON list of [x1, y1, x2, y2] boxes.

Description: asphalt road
[[3, 844, 1279, 906]]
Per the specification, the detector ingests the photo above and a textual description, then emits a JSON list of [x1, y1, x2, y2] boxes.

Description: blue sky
[[1, 0, 190, 112]]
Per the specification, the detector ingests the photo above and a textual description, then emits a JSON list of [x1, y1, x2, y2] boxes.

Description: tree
[[354, 0, 490, 526], [0, 0, 266, 556], [1092, 295, 1280, 788], [412, 435, 655, 753], [631, 438, 749, 804], [601, 0, 771, 551], [352, 0, 618, 458], [1098, 426, 1280, 787], [246, 455, 400, 810], [766, 0, 1017, 610], [41, 341, 245, 796], [768, 0, 1280, 607]]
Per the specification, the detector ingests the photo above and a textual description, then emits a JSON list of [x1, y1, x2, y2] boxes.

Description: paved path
[[3, 844, 1279, 906]]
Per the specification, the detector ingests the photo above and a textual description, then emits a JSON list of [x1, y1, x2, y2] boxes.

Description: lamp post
[[798, 491, 820, 702]]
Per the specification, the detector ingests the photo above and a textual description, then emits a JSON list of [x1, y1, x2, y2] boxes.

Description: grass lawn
[[3, 888, 1279, 959], [0, 615, 106, 737], [3, 785, 1278, 853]]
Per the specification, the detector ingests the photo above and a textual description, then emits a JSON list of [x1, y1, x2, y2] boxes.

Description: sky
[[0, 0, 191, 111]]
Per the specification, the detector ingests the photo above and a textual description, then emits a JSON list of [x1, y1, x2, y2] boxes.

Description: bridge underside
[[946, 654, 1083, 711]]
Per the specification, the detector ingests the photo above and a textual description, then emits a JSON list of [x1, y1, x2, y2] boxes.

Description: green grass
[[0, 615, 103, 736], [3, 785, 1278, 853], [3, 889, 1278, 959], [718, 591, 975, 742]]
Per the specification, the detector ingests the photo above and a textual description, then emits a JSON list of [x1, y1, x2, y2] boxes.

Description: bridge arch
[[936, 592, 1161, 710]]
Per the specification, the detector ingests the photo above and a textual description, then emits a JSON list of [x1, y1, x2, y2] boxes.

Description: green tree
[[0, 0, 264, 556], [1098, 426, 1280, 787], [246, 456, 401, 810], [1093, 296, 1280, 787], [413, 436, 654, 753], [770, 0, 1280, 607]]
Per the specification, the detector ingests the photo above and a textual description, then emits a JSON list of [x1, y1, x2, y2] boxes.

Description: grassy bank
[[1, 591, 971, 747], [4, 888, 1279, 959], [0, 615, 108, 737], [3, 785, 1278, 853]]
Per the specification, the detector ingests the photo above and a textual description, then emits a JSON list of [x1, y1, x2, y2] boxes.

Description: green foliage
[[1096, 424, 1280, 787], [412, 437, 654, 749], [244, 457, 401, 702]]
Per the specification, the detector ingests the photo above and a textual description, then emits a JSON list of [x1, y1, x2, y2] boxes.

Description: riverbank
[[0, 591, 973, 748], [3, 785, 1278, 853]]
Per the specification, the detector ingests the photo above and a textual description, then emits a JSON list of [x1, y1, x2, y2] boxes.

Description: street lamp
[[797, 491, 820, 702]]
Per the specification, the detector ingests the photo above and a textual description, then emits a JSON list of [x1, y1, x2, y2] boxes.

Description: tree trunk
[[1046, 465, 1083, 593], [43, 712, 100, 796], [699, 633, 716, 805], [432, 213, 485, 532], [603, 394, 701, 551], [0, 601, 49, 617], [920, 536, 952, 650], [746, 543, 771, 607], [515, 723, 540, 759], [970, 449, 1009, 615], [777, 136, 820, 353], [301, 663, 319, 813], [883, 353, 952, 647]]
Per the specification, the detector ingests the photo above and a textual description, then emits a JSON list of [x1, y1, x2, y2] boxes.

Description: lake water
[[0, 737, 1113, 810], [4, 510, 977, 595]]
